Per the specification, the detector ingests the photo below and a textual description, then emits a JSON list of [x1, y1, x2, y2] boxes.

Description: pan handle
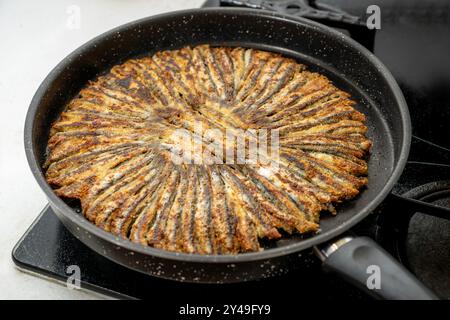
[[313, 236, 438, 300]]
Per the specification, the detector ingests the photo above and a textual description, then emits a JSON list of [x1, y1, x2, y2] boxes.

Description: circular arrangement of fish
[[45, 45, 371, 254]]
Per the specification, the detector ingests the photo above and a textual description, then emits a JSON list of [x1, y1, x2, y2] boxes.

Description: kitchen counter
[[0, 0, 203, 300]]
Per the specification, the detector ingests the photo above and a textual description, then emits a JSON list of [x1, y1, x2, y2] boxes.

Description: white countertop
[[0, 0, 203, 300]]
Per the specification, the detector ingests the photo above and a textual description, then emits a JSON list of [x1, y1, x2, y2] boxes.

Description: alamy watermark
[[66, 265, 81, 290], [366, 264, 381, 290], [66, 5, 81, 30], [168, 122, 280, 169], [366, 5, 381, 30]]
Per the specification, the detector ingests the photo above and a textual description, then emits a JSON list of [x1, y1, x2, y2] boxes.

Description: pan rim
[[24, 7, 411, 264]]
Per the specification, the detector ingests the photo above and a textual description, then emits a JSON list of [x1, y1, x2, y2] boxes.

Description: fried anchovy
[[45, 45, 371, 254]]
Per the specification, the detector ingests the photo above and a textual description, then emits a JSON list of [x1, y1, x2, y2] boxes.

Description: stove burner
[[404, 181, 450, 299], [203, 0, 376, 50], [379, 181, 450, 299]]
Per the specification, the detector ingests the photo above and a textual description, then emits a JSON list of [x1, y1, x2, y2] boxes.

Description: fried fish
[[45, 45, 371, 254]]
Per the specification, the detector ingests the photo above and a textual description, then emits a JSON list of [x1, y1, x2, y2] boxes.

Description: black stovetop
[[13, 0, 450, 300]]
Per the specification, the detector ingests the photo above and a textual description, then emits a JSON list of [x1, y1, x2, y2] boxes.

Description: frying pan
[[24, 8, 437, 299]]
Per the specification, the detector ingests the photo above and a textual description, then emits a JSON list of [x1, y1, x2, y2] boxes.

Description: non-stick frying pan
[[24, 8, 437, 299]]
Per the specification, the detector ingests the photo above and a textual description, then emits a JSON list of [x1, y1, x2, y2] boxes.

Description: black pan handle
[[314, 236, 438, 300]]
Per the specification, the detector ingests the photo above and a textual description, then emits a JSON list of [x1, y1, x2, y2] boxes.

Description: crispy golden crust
[[45, 45, 371, 254]]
